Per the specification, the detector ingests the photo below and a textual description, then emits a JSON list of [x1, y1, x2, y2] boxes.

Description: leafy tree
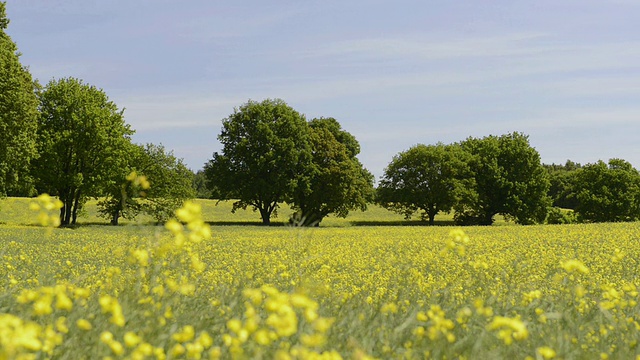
[[192, 169, 214, 199], [96, 142, 145, 225], [98, 143, 195, 225], [204, 99, 311, 224], [544, 160, 581, 209], [289, 117, 374, 226], [0, 2, 39, 197], [377, 143, 468, 225], [138, 143, 195, 223], [33, 78, 134, 226], [455, 132, 550, 225], [573, 159, 640, 222]]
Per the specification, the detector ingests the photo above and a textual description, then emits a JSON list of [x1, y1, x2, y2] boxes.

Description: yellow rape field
[[1, 199, 640, 359]]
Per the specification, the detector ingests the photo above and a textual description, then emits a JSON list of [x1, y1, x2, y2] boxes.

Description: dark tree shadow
[[205, 221, 289, 227], [348, 220, 457, 226]]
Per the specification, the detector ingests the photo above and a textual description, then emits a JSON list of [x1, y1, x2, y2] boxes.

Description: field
[[1, 198, 640, 359]]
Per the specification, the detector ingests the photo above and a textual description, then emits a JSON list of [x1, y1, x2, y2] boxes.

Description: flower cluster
[[29, 193, 63, 227]]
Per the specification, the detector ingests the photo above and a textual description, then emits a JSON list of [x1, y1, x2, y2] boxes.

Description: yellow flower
[[487, 316, 529, 345], [55, 292, 73, 311], [33, 295, 53, 315], [171, 344, 186, 357], [537, 346, 557, 359], [173, 325, 195, 343], [76, 319, 92, 331], [227, 319, 242, 334], [561, 259, 589, 274], [55, 317, 69, 334], [301, 333, 327, 347], [124, 331, 142, 348]]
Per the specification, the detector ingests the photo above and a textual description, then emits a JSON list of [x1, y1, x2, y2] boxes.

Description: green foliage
[[0, 3, 39, 197], [97, 143, 195, 225], [377, 143, 468, 225], [192, 169, 214, 199], [33, 78, 134, 226], [546, 206, 576, 225], [138, 143, 195, 223], [544, 160, 581, 209], [573, 159, 640, 223], [205, 99, 312, 225], [455, 132, 550, 225], [289, 117, 374, 226]]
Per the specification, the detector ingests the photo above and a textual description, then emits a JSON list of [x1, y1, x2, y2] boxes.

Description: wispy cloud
[[115, 94, 244, 131], [300, 33, 553, 61]]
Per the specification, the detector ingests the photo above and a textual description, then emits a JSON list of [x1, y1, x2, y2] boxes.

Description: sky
[[5, 0, 640, 180]]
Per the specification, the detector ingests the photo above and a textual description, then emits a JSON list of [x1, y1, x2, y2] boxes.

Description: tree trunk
[[71, 190, 80, 225], [111, 209, 120, 225], [428, 212, 435, 226], [59, 207, 66, 226], [259, 207, 271, 225], [63, 198, 72, 226], [479, 213, 494, 225]]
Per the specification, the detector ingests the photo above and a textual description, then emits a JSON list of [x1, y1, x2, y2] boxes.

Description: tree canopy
[[33, 77, 134, 226], [137, 143, 196, 223], [204, 99, 312, 224], [289, 117, 374, 226], [0, 2, 39, 196], [98, 143, 196, 225], [544, 160, 581, 210], [573, 159, 640, 223], [455, 132, 550, 225], [377, 143, 468, 225]]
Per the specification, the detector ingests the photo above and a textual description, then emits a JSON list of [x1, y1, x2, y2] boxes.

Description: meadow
[[1, 197, 639, 359]]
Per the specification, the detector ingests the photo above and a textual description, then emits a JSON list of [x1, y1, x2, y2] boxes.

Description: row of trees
[[377, 139, 640, 225], [203, 98, 640, 226], [546, 159, 640, 223], [0, 5, 194, 226], [376, 133, 549, 225], [3, 3, 638, 226]]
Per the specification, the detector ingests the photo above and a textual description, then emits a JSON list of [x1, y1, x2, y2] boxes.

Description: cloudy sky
[[5, 0, 640, 179]]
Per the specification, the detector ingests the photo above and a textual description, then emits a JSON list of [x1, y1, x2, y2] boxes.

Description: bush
[[546, 207, 576, 225]]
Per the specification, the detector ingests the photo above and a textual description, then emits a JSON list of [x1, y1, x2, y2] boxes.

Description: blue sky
[[5, 0, 640, 179]]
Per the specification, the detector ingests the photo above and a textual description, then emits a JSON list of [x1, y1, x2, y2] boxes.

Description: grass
[[1, 197, 508, 227]]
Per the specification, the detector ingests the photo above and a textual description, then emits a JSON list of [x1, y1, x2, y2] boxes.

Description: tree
[[0, 2, 39, 197], [96, 142, 145, 225], [289, 117, 374, 226], [138, 143, 195, 223], [573, 159, 640, 222], [33, 78, 134, 226], [377, 143, 468, 225], [204, 99, 311, 225], [192, 169, 214, 199], [544, 160, 581, 209], [98, 143, 195, 225], [455, 132, 550, 225]]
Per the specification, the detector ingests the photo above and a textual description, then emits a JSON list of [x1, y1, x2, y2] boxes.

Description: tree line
[[3, 3, 639, 226], [0, 5, 194, 226], [200, 98, 640, 226]]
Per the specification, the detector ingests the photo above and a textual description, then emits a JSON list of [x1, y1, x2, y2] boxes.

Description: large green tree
[[204, 99, 311, 225], [289, 117, 374, 226], [455, 132, 550, 225], [377, 143, 469, 225], [33, 78, 134, 226], [573, 159, 640, 222], [0, 2, 39, 196]]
